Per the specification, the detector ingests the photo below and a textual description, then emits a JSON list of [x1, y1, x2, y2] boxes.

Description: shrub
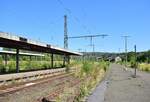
[[7, 61, 16, 72], [0, 64, 5, 73], [81, 61, 92, 75], [138, 63, 150, 72], [65, 64, 70, 72], [0, 57, 6, 73]]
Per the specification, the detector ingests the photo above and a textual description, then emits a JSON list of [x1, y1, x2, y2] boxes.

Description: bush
[[65, 64, 70, 72], [0, 57, 6, 73], [0, 64, 5, 73], [98, 60, 109, 72], [81, 61, 92, 75], [7, 61, 16, 72], [139, 63, 150, 72]]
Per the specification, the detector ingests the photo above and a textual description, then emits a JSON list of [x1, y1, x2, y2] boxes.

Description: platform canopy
[[0, 32, 82, 56], [0, 50, 45, 56]]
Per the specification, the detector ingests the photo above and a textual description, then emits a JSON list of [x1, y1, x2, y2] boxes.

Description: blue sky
[[0, 0, 150, 52]]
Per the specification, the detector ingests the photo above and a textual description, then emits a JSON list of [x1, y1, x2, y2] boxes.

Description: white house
[[115, 56, 122, 62]]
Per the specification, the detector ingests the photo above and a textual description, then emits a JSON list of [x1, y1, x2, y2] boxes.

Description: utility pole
[[92, 44, 95, 52], [90, 44, 95, 60], [134, 45, 137, 77], [64, 15, 68, 49], [63, 15, 68, 66], [122, 35, 130, 67], [63, 15, 108, 61]]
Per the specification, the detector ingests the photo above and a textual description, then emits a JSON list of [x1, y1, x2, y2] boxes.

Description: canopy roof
[[0, 32, 82, 56]]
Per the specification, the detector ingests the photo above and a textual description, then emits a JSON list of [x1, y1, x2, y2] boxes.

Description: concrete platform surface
[[0, 68, 65, 82], [87, 64, 150, 102]]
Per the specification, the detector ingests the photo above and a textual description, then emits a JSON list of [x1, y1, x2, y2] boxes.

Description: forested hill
[[83, 50, 150, 62]]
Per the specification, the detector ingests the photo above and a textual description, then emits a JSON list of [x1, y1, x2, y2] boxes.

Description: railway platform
[[0, 68, 66, 85]]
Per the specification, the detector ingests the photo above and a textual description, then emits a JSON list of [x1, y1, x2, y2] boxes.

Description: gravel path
[[87, 64, 150, 102]]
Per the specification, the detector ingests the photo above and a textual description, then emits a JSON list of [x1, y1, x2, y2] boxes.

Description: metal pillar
[[92, 44, 95, 61], [122, 35, 130, 67], [134, 45, 137, 77], [64, 15, 68, 67], [63, 55, 66, 67], [16, 48, 19, 73], [64, 15, 68, 49], [51, 53, 53, 68], [67, 55, 70, 65], [125, 37, 127, 67]]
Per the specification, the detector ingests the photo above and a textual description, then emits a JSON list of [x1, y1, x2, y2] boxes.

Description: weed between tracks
[[0, 60, 109, 102], [51, 61, 109, 102]]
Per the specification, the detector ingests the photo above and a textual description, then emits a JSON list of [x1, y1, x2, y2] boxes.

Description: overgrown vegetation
[[119, 50, 150, 72], [0, 60, 65, 74], [0, 47, 110, 101], [55, 60, 109, 102], [138, 63, 150, 72], [0, 48, 69, 74], [0, 56, 5, 73], [73, 60, 109, 101], [0, 52, 65, 74]]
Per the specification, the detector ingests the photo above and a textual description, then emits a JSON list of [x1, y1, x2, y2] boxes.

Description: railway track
[[37, 77, 82, 102], [0, 72, 74, 96], [36, 76, 89, 102], [0, 68, 85, 102]]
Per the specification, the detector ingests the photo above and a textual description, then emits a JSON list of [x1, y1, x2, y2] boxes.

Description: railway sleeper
[[38, 79, 82, 102]]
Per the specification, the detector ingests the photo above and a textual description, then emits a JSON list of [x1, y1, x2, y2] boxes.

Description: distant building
[[97, 57, 103, 61], [115, 56, 122, 62]]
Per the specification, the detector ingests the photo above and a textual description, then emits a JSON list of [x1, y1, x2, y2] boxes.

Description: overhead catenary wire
[[56, 0, 109, 54], [68, 34, 108, 52]]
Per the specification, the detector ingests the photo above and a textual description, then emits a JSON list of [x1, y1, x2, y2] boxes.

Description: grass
[[52, 60, 109, 102], [0, 59, 109, 101], [0, 61, 64, 74], [73, 60, 109, 101], [0, 59, 85, 74], [120, 60, 150, 72], [138, 63, 150, 72]]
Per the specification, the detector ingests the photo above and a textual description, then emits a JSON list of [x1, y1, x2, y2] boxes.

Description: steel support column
[[63, 54, 68, 67], [67, 55, 70, 65], [16, 48, 19, 73]]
